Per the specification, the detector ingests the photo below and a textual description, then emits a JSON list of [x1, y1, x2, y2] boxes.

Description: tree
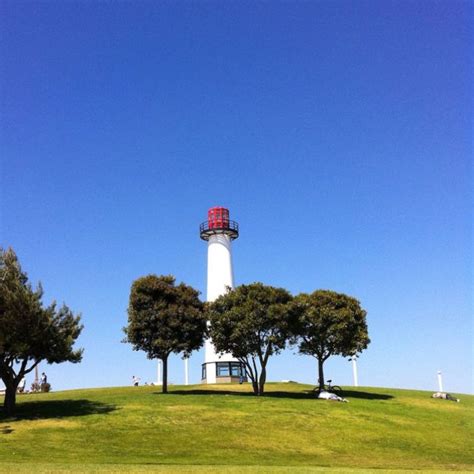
[[123, 275, 206, 394], [0, 248, 83, 415], [208, 283, 296, 396], [293, 290, 370, 391]]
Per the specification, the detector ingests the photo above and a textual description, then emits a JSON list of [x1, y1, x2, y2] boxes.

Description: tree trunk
[[3, 380, 18, 416], [258, 366, 266, 396], [246, 356, 260, 396], [162, 356, 168, 394], [317, 357, 325, 391], [246, 369, 259, 395]]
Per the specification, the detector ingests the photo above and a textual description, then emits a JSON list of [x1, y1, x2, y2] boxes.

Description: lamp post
[[437, 370, 443, 392], [156, 360, 162, 385], [184, 357, 189, 386], [351, 356, 359, 387]]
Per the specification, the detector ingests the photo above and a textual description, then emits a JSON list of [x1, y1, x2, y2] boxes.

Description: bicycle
[[313, 379, 343, 396]]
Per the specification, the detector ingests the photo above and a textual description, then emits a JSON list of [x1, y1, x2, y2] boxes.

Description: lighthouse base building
[[201, 340, 246, 384], [199, 207, 247, 384]]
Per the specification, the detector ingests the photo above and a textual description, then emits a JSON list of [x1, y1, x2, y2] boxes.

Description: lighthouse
[[199, 207, 247, 384]]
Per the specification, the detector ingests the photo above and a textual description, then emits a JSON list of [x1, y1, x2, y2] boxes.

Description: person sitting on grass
[[318, 390, 348, 403]]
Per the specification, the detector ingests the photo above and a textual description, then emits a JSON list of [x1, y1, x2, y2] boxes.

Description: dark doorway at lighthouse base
[[201, 361, 248, 384]]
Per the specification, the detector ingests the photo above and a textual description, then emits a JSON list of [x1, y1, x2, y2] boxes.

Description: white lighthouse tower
[[199, 207, 246, 384]]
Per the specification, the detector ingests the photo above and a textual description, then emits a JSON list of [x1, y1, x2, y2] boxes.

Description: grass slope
[[0, 383, 472, 472]]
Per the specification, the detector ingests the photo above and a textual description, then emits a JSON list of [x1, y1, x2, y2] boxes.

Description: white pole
[[157, 360, 162, 385], [184, 358, 189, 386], [352, 357, 359, 387], [437, 370, 443, 392], [34, 364, 39, 385]]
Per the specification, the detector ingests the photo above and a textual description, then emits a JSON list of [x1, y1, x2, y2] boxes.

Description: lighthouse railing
[[199, 220, 239, 234]]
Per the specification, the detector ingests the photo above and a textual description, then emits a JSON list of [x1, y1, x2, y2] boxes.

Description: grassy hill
[[0, 383, 472, 472]]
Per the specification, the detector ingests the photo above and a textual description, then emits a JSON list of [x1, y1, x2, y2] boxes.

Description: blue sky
[[1, 1, 472, 394]]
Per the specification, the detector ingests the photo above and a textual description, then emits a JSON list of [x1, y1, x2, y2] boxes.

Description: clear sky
[[1, 1, 472, 394]]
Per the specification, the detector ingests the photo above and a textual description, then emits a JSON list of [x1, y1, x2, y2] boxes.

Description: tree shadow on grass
[[154, 389, 257, 398], [0, 425, 13, 435], [0, 399, 117, 423], [159, 388, 393, 401], [337, 390, 393, 400], [156, 389, 317, 400], [155, 389, 315, 399]]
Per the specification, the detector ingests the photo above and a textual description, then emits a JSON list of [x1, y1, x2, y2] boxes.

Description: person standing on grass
[[18, 377, 26, 393], [132, 375, 140, 386]]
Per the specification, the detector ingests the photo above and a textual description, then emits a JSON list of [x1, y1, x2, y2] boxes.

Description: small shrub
[[40, 382, 51, 393]]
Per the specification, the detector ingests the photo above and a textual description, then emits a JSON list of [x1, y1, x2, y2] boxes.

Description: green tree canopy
[[293, 290, 370, 391], [208, 283, 296, 396], [0, 248, 83, 415], [123, 275, 206, 393]]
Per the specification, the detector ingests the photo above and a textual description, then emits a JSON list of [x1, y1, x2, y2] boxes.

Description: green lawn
[[0, 383, 472, 472]]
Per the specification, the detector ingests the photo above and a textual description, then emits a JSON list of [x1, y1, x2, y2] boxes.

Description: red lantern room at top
[[208, 207, 229, 229], [199, 206, 239, 241]]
